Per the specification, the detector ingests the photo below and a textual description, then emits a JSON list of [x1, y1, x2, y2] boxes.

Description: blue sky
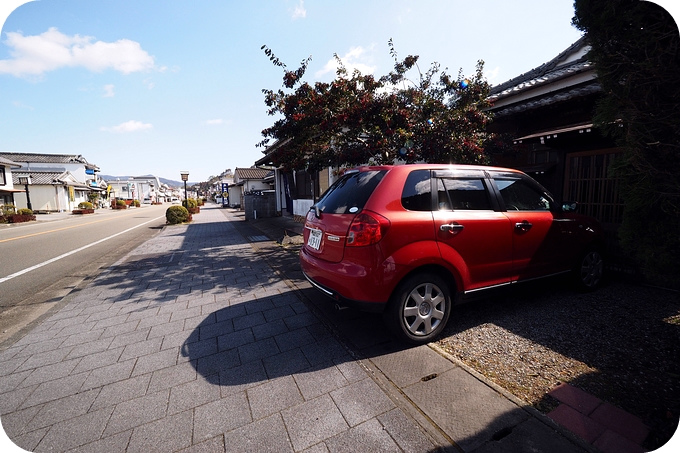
[[0, 1, 676, 183]]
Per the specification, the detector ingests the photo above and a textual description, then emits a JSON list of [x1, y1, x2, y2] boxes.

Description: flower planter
[[72, 209, 95, 214], [6, 214, 36, 223]]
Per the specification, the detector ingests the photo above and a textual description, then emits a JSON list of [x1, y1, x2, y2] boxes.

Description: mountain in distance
[[99, 174, 196, 188]]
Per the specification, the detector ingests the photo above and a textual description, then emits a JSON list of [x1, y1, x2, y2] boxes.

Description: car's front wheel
[[385, 273, 452, 344]]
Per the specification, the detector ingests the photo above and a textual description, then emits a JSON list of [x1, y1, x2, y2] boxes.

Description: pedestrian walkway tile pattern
[[0, 207, 435, 452]]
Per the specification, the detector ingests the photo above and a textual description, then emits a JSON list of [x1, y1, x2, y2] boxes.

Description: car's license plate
[[307, 228, 322, 250]]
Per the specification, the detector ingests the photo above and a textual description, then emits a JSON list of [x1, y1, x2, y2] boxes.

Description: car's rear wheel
[[575, 248, 604, 291], [385, 273, 452, 344]]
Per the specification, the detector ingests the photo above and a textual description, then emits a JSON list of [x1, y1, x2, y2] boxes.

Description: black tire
[[574, 248, 604, 291], [384, 273, 452, 344]]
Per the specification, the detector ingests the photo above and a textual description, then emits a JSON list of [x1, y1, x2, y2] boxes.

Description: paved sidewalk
[[1, 204, 598, 452]]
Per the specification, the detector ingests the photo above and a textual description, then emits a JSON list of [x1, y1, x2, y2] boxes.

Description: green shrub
[[133, 199, 140, 207], [183, 198, 198, 209], [78, 201, 93, 209], [166, 205, 190, 224], [17, 208, 33, 215], [116, 199, 126, 207], [1, 204, 16, 215]]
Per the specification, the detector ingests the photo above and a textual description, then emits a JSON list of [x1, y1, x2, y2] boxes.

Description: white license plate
[[307, 228, 322, 250]]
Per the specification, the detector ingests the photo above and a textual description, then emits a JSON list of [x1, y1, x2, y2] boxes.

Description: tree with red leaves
[[259, 40, 498, 174]]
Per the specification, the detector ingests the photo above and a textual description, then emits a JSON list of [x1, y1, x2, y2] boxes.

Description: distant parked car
[[171, 197, 179, 204], [300, 164, 605, 344], [143, 198, 151, 204]]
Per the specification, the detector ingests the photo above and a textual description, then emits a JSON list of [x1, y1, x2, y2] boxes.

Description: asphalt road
[[0, 205, 167, 346]]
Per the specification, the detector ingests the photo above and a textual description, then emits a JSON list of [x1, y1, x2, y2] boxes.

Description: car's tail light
[[346, 212, 390, 247]]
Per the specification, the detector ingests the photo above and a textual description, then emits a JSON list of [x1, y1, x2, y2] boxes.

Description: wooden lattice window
[[564, 149, 624, 226]]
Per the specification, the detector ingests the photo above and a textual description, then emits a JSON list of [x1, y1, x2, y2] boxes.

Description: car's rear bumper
[[302, 270, 386, 313]]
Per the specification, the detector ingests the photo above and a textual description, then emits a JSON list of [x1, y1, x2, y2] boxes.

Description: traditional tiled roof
[[12, 171, 63, 185], [490, 37, 590, 97], [0, 152, 99, 169], [12, 171, 91, 189], [488, 36, 601, 117], [234, 167, 273, 181], [0, 156, 22, 168]]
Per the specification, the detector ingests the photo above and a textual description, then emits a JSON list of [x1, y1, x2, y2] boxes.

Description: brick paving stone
[[195, 347, 240, 377], [330, 377, 395, 427], [167, 376, 222, 415], [33, 406, 115, 452], [281, 394, 349, 451], [247, 375, 304, 420], [90, 374, 151, 411], [127, 410, 194, 453], [19, 372, 89, 409], [103, 389, 170, 436], [590, 402, 650, 444], [294, 364, 349, 400], [549, 382, 602, 415], [325, 418, 401, 452], [28, 389, 99, 433], [377, 408, 436, 452], [80, 358, 136, 391], [131, 347, 179, 376], [193, 392, 252, 443], [222, 413, 294, 453], [593, 429, 646, 453], [548, 403, 607, 443], [237, 336, 279, 363], [252, 318, 289, 340], [274, 326, 316, 352], [262, 348, 311, 378]]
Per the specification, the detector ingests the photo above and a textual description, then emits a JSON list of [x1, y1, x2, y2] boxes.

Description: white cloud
[[103, 84, 115, 97], [292, 0, 307, 19], [100, 120, 153, 133], [12, 100, 33, 110], [485, 66, 501, 84], [0, 27, 155, 78], [315, 46, 377, 79], [206, 119, 224, 125]]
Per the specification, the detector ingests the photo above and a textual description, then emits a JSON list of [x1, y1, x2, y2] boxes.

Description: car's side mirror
[[562, 201, 579, 212]]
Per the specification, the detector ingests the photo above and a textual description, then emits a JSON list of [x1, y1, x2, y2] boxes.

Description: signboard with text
[[221, 183, 229, 206]]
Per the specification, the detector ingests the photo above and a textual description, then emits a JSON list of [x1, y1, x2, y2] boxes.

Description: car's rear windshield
[[316, 170, 386, 214]]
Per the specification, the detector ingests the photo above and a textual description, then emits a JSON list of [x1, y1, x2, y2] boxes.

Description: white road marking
[[0, 216, 164, 284]]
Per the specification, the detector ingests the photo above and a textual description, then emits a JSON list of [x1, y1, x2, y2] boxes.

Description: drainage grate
[[247, 235, 270, 242]]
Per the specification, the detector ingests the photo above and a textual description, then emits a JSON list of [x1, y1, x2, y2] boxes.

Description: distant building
[[0, 156, 24, 207], [229, 167, 273, 209], [105, 175, 163, 203], [0, 152, 102, 212]]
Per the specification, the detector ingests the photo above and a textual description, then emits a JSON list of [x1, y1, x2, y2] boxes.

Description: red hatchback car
[[300, 164, 604, 344]]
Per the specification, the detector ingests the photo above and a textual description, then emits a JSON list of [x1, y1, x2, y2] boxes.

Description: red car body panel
[[299, 164, 603, 312]]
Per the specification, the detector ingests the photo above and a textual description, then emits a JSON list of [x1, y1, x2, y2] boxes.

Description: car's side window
[[401, 170, 432, 211], [494, 178, 551, 211], [437, 178, 492, 211]]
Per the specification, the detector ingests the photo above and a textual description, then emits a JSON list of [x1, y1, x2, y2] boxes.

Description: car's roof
[[350, 163, 523, 174]]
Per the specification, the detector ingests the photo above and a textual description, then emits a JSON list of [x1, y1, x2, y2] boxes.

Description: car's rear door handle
[[440, 223, 464, 234], [515, 221, 532, 232]]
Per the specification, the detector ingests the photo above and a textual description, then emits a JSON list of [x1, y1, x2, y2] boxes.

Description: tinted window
[[401, 170, 431, 211], [438, 178, 491, 210], [494, 178, 551, 211], [316, 170, 386, 214]]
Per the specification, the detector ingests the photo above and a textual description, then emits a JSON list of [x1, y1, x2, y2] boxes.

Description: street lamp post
[[18, 176, 32, 211], [180, 171, 189, 208]]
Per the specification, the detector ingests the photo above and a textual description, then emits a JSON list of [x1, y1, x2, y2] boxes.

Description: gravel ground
[[436, 277, 680, 450]]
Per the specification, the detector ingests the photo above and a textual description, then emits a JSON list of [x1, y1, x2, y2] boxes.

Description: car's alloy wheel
[[577, 249, 604, 290], [386, 273, 452, 344]]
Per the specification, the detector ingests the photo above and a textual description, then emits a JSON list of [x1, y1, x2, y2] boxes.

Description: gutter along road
[[0, 205, 167, 346]]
